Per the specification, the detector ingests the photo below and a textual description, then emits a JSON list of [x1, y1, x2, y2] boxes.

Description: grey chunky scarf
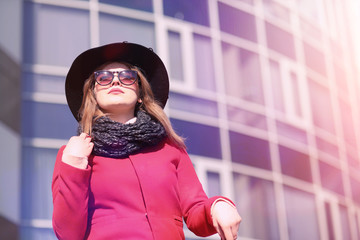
[[88, 110, 167, 158]]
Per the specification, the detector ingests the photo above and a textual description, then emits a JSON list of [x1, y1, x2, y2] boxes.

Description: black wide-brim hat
[[65, 42, 169, 121]]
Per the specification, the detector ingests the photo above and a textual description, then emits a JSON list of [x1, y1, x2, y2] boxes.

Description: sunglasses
[[94, 70, 138, 86]]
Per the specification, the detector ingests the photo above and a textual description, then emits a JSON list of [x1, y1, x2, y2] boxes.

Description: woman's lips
[[108, 87, 124, 94]]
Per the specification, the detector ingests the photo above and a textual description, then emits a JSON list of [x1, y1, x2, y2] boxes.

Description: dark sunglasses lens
[[95, 71, 113, 85], [119, 71, 137, 85]]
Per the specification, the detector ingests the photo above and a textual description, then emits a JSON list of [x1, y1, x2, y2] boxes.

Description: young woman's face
[[94, 62, 140, 116]]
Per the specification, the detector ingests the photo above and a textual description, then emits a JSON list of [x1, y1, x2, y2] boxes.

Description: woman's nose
[[111, 74, 122, 86]]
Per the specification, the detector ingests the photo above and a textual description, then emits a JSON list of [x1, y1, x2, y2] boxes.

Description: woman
[[52, 42, 241, 240]]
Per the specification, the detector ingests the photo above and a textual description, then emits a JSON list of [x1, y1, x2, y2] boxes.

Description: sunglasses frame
[[94, 70, 138, 86]]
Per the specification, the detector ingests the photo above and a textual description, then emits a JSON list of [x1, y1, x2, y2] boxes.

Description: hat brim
[[65, 42, 169, 121]]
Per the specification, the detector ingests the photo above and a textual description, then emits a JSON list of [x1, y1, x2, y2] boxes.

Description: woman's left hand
[[212, 201, 242, 240]]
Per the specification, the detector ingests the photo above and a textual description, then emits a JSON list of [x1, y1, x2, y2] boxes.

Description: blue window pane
[[319, 161, 344, 195], [283, 186, 320, 239], [218, 2, 257, 42], [276, 121, 308, 144], [20, 227, 57, 240], [347, 149, 360, 170], [279, 145, 312, 182], [163, 0, 210, 26], [22, 73, 65, 95], [99, 13, 155, 48], [265, 21, 296, 60], [263, 0, 290, 23], [168, 31, 184, 81], [238, 0, 254, 5], [99, 0, 153, 12], [22, 101, 77, 139], [339, 205, 351, 240], [355, 212, 360, 240], [193, 34, 216, 91], [269, 59, 285, 112], [300, 18, 322, 42], [303, 42, 327, 76], [333, 62, 348, 95], [170, 118, 222, 159], [308, 78, 335, 134], [316, 136, 339, 160], [207, 171, 221, 197], [227, 105, 267, 130], [350, 177, 360, 205], [169, 92, 218, 117], [23, 2, 90, 66], [21, 147, 58, 219], [229, 131, 272, 170], [324, 202, 335, 240], [339, 99, 356, 148], [233, 174, 279, 239], [222, 43, 264, 104]]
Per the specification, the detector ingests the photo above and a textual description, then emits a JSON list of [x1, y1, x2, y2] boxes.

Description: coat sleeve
[[176, 149, 235, 237], [52, 145, 91, 240]]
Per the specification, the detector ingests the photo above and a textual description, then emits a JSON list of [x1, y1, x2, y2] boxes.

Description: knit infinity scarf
[[88, 110, 167, 158]]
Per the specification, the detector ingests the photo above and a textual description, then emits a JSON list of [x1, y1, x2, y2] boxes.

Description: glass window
[[222, 43, 264, 104], [276, 121, 308, 144], [339, 99, 356, 148], [315, 136, 339, 160], [227, 105, 267, 130], [207, 171, 221, 197], [350, 177, 360, 205], [233, 174, 279, 239], [193, 34, 216, 91], [99, 0, 153, 12], [23, 2, 90, 66], [333, 63, 348, 95], [238, 0, 254, 5], [229, 131, 272, 170], [168, 31, 184, 82], [21, 147, 58, 219], [218, 2, 257, 42], [22, 101, 77, 139], [170, 118, 222, 159], [296, 0, 320, 23], [347, 149, 360, 170], [269, 59, 285, 112], [290, 71, 302, 117], [163, 0, 209, 26], [331, 40, 344, 67], [265, 22, 296, 60], [99, 13, 155, 47], [319, 161, 344, 195], [339, 205, 351, 240], [169, 92, 218, 117], [279, 145, 312, 182], [283, 186, 320, 240], [20, 227, 57, 240], [308, 78, 335, 134], [303, 42, 327, 77], [263, 0, 290, 23], [300, 18, 322, 41], [324, 202, 335, 240], [355, 212, 360, 240], [23, 73, 65, 95]]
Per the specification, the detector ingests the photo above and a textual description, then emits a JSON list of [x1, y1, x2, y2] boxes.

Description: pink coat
[[52, 139, 231, 239]]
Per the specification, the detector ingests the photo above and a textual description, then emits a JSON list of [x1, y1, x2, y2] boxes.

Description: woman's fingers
[[212, 201, 241, 240]]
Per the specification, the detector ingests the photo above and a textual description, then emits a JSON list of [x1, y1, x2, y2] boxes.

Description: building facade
[[1, 0, 359, 239]]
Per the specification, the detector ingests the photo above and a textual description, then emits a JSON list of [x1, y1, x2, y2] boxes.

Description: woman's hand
[[212, 200, 242, 240], [62, 133, 94, 169]]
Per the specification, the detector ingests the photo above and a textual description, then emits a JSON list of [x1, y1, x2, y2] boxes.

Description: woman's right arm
[[52, 133, 94, 239]]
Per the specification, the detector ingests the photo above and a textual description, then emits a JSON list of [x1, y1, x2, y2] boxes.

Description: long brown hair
[[79, 62, 186, 149]]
